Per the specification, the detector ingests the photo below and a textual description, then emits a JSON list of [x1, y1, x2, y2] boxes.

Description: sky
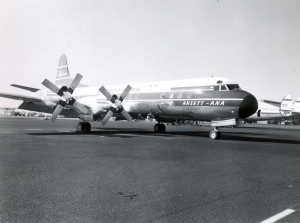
[[0, 0, 299, 107]]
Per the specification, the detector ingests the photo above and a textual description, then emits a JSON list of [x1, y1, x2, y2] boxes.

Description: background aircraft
[[0, 55, 258, 140], [244, 95, 300, 123]]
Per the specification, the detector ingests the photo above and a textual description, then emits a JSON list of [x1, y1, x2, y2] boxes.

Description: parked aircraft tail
[[280, 95, 293, 116], [55, 54, 88, 87]]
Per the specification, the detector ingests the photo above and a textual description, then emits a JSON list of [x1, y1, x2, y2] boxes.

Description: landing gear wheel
[[76, 122, 91, 134], [86, 122, 91, 133], [76, 122, 83, 133], [154, 123, 166, 133], [209, 131, 221, 140]]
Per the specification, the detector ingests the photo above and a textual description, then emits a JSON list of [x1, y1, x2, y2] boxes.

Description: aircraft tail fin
[[55, 54, 72, 87], [280, 95, 293, 116], [55, 54, 89, 87], [292, 97, 300, 113]]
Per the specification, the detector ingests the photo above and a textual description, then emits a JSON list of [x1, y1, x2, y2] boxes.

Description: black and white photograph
[[0, 0, 300, 222]]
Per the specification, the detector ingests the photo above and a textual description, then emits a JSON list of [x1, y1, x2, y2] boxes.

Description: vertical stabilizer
[[280, 95, 293, 116], [55, 54, 72, 86], [292, 97, 300, 113], [55, 54, 88, 87]]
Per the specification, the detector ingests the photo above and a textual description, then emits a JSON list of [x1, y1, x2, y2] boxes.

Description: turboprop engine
[[42, 73, 88, 122], [99, 85, 133, 125]]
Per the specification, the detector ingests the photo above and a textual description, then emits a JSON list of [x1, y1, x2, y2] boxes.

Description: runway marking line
[[27, 129, 43, 131], [260, 209, 295, 223]]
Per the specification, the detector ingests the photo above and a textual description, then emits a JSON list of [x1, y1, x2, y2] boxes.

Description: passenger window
[[161, 92, 166, 99], [178, 92, 182, 99], [187, 91, 192, 99], [169, 92, 173, 99], [213, 86, 219, 91]]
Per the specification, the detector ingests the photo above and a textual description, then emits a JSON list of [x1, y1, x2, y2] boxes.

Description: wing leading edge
[[0, 92, 41, 103]]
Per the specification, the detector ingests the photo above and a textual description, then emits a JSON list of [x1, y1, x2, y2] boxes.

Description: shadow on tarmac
[[26, 128, 300, 144]]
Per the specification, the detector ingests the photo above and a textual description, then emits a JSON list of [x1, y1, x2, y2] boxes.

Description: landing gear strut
[[76, 122, 91, 134], [209, 127, 221, 140], [154, 123, 166, 133]]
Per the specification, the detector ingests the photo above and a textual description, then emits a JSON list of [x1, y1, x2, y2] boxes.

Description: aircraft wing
[[0, 92, 41, 103], [260, 99, 281, 107]]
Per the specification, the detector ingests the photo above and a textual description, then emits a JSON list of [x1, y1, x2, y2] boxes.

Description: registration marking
[[260, 209, 295, 223]]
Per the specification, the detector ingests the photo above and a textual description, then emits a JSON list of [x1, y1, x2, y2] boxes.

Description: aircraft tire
[[76, 122, 83, 133], [160, 124, 166, 133], [209, 131, 220, 140], [154, 124, 160, 133], [154, 123, 166, 133], [86, 122, 91, 133]]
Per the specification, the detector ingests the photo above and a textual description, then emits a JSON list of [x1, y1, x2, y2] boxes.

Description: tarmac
[[0, 117, 300, 223]]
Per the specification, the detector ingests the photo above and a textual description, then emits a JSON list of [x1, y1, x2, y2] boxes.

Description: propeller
[[42, 73, 88, 122], [99, 85, 133, 125]]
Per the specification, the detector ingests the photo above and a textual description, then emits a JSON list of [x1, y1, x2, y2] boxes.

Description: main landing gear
[[209, 127, 221, 140], [154, 123, 166, 133], [76, 122, 91, 134]]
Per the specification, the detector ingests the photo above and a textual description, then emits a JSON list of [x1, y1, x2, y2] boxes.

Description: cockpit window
[[220, 85, 227, 91], [214, 85, 229, 91], [227, 84, 241, 91]]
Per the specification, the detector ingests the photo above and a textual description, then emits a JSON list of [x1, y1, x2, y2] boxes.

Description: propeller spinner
[[99, 85, 133, 125], [42, 73, 88, 122]]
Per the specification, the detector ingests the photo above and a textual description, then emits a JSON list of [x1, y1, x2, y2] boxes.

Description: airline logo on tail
[[57, 54, 70, 78], [280, 95, 293, 116]]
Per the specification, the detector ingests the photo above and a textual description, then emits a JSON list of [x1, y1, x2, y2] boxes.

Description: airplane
[[244, 95, 300, 123], [0, 54, 258, 140]]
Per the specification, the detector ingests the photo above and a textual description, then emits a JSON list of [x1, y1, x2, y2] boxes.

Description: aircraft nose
[[239, 93, 258, 119]]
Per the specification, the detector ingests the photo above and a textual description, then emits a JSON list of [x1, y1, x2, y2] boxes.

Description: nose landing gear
[[209, 127, 221, 140]]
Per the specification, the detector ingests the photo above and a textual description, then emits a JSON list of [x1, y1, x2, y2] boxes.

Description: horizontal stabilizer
[[10, 84, 40, 92], [0, 92, 41, 102], [280, 95, 293, 116]]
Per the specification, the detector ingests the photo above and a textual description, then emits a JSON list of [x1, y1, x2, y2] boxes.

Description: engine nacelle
[[39, 96, 60, 107]]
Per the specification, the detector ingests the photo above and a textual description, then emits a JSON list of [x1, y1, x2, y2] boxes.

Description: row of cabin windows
[[125, 84, 241, 100]]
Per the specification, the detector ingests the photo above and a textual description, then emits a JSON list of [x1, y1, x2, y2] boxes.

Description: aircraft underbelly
[[127, 101, 239, 121]]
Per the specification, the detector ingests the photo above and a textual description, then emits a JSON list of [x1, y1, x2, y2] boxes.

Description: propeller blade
[[120, 109, 132, 122], [70, 99, 88, 114], [68, 73, 83, 94], [42, 79, 60, 95], [50, 104, 64, 122], [119, 85, 132, 102], [99, 86, 112, 100], [101, 110, 114, 125]]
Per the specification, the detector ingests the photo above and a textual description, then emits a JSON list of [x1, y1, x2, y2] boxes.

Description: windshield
[[226, 84, 241, 91]]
